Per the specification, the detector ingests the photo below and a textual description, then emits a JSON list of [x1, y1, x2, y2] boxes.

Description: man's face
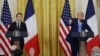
[[77, 12, 84, 20], [16, 14, 22, 22]]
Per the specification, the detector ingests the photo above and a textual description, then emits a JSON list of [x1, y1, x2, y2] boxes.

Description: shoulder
[[21, 22, 26, 25], [10, 21, 16, 25], [21, 22, 25, 24], [81, 19, 87, 23], [72, 18, 77, 21]]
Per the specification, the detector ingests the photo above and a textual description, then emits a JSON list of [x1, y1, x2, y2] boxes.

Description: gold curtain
[[17, 0, 75, 56]]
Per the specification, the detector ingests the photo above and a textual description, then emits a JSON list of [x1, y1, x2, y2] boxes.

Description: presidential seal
[[80, 31, 87, 38], [13, 30, 20, 37]]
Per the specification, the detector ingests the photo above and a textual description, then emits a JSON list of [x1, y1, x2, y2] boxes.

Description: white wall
[[94, 0, 100, 34], [75, 0, 88, 17], [0, 0, 17, 21]]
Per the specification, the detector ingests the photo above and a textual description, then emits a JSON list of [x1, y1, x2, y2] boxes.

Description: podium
[[71, 31, 94, 56], [6, 30, 28, 56]]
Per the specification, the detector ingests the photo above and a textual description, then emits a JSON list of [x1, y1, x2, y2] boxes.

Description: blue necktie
[[78, 21, 82, 32]]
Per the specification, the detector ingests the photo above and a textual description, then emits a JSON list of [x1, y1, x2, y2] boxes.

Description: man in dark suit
[[8, 13, 27, 56], [66, 12, 93, 56]]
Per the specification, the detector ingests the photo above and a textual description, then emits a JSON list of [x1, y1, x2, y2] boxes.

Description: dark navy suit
[[8, 22, 27, 49], [66, 18, 92, 56]]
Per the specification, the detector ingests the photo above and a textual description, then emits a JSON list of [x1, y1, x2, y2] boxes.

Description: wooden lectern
[[6, 30, 28, 56], [71, 31, 94, 56]]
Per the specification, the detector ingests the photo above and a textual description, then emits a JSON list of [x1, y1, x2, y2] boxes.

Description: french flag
[[24, 0, 40, 56], [85, 0, 100, 56]]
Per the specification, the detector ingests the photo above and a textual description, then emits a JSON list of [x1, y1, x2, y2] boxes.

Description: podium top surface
[[71, 32, 94, 38], [6, 31, 28, 41]]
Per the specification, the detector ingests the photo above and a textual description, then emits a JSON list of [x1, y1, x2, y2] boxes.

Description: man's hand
[[11, 45, 17, 51], [69, 19, 72, 25]]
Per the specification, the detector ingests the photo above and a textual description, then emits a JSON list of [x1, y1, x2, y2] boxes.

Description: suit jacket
[[66, 18, 93, 39], [8, 21, 27, 49], [69, 18, 92, 32]]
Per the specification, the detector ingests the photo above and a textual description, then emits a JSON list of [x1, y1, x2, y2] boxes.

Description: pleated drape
[[17, 0, 75, 56]]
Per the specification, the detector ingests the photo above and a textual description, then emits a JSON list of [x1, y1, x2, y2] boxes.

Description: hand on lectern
[[11, 45, 17, 51], [69, 19, 72, 25]]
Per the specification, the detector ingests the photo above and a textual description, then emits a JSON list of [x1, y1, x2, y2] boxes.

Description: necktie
[[17, 22, 20, 29], [78, 21, 82, 32]]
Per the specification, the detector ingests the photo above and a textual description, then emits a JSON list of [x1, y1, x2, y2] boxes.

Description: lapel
[[19, 22, 22, 30], [80, 20, 85, 30], [76, 19, 78, 31], [15, 22, 17, 29]]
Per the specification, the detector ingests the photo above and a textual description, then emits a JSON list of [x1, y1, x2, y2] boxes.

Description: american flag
[[0, 0, 12, 56], [59, 0, 72, 56]]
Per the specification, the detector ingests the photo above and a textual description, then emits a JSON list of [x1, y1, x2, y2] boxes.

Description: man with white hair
[[66, 12, 93, 56]]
